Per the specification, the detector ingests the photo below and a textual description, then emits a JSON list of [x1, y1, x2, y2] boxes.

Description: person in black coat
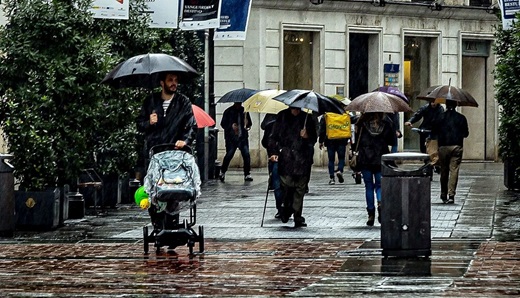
[[355, 112, 395, 226], [136, 72, 197, 174], [431, 100, 469, 204], [261, 114, 283, 218], [268, 108, 317, 227], [405, 102, 444, 153], [219, 102, 253, 182]]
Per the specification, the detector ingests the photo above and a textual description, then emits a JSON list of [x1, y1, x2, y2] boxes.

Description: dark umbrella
[[416, 80, 478, 107], [100, 53, 198, 89], [273, 89, 345, 115], [217, 88, 258, 103], [373, 86, 409, 103]]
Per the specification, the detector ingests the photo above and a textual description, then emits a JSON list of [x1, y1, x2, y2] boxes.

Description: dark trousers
[[268, 160, 283, 211], [280, 174, 309, 223], [326, 143, 346, 177], [221, 137, 251, 176]]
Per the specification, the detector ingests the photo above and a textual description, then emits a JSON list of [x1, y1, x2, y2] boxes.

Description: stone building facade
[[214, 0, 498, 168]]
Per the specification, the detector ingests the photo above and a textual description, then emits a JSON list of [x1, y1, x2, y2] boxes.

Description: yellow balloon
[[139, 198, 150, 209]]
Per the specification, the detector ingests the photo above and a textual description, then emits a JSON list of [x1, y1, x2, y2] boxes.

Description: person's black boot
[[366, 208, 375, 226]]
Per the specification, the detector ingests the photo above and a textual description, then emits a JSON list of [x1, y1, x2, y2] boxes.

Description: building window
[[469, 0, 491, 6], [283, 30, 315, 90]]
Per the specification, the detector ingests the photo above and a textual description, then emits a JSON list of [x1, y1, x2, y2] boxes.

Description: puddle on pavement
[[338, 240, 481, 277]]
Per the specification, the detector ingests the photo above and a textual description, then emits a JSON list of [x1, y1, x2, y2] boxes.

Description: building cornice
[[253, 0, 499, 22]]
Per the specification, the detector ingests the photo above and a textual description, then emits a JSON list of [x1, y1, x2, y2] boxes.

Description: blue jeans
[[268, 160, 282, 211], [361, 169, 382, 210], [327, 143, 346, 177], [221, 137, 251, 175]]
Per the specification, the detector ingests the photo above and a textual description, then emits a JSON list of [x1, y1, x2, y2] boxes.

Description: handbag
[[349, 128, 362, 171]]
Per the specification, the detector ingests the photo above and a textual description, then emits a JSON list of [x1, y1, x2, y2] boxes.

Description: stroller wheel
[[143, 226, 149, 254], [188, 241, 194, 255], [198, 225, 205, 253]]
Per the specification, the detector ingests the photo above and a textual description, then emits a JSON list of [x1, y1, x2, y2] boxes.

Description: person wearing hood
[[355, 112, 396, 226]]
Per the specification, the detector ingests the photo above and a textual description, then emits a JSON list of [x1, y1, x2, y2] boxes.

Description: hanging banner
[[145, 0, 180, 28], [179, 0, 222, 30], [90, 0, 129, 20], [214, 0, 252, 40], [499, 0, 520, 30]]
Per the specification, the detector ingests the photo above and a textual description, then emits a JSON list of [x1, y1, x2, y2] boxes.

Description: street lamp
[[310, 0, 324, 4]]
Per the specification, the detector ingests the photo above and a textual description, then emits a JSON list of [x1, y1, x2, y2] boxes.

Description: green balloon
[[134, 186, 148, 206]]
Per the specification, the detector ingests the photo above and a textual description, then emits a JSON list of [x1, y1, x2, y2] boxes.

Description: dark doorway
[[349, 33, 369, 99]]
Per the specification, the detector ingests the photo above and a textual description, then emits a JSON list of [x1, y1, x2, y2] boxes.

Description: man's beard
[[164, 86, 176, 96]]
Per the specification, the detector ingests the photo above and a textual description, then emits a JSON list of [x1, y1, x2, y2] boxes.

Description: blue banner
[[499, 0, 520, 30], [214, 0, 252, 40]]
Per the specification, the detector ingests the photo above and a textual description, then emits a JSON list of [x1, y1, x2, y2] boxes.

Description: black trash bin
[[381, 152, 432, 258], [0, 154, 15, 237]]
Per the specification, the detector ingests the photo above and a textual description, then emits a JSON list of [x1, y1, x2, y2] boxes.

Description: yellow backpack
[[324, 112, 351, 139]]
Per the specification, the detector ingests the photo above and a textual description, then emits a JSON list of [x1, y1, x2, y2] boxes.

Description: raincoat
[[268, 109, 317, 177], [136, 92, 197, 156]]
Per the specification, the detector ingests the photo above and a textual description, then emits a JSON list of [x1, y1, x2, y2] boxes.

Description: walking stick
[[261, 173, 271, 227]]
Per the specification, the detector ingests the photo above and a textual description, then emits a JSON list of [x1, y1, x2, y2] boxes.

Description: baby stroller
[[142, 144, 204, 255]]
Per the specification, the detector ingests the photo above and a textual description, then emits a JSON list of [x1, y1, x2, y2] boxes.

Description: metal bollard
[[0, 154, 15, 237]]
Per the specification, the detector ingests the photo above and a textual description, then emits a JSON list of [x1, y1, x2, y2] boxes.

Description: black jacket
[[136, 92, 197, 154], [431, 108, 469, 147], [268, 109, 318, 177], [356, 116, 395, 171], [407, 103, 445, 130], [220, 105, 252, 141]]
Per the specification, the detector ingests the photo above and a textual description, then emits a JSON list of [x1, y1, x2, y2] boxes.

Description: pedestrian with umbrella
[[267, 107, 318, 228], [101, 53, 200, 177], [421, 80, 476, 205], [268, 89, 342, 227], [219, 102, 254, 182], [135, 72, 198, 171], [345, 91, 410, 226]]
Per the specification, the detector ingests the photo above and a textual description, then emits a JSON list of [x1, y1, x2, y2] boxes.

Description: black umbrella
[[217, 88, 258, 103], [273, 89, 345, 115], [100, 53, 198, 89]]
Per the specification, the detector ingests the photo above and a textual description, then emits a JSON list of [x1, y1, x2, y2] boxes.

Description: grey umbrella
[[100, 53, 198, 89]]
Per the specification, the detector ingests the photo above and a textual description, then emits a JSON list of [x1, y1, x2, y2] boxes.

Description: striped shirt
[[162, 100, 171, 116]]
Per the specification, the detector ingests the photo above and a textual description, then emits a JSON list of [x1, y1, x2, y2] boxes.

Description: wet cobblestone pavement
[[0, 162, 519, 297]]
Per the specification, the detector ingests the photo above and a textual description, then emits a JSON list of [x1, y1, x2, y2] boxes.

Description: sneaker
[[274, 212, 281, 219], [440, 195, 448, 204], [447, 196, 455, 204], [219, 172, 225, 182], [244, 175, 253, 181], [328, 178, 335, 185], [336, 171, 344, 183], [294, 221, 307, 228]]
